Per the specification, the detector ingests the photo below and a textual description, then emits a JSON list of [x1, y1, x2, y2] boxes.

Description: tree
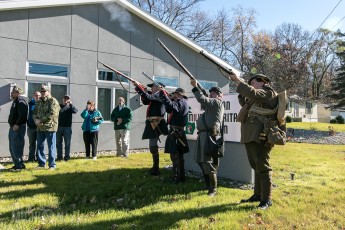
[[328, 32, 345, 109]]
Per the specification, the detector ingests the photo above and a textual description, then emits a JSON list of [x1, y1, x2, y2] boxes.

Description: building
[[285, 96, 318, 122], [0, 0, 240, 157]]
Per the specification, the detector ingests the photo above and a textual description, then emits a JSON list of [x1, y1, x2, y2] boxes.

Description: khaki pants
[[115, 129, 130, 157]]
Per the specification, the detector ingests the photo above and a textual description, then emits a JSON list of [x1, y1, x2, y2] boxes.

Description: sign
[[186, 93, 241, 142]]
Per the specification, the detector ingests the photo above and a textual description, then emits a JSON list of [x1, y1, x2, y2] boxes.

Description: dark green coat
[[237, 82, 278, 144], [110, 105, 133, 130]]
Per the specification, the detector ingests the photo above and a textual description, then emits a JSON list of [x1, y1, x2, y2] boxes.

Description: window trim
[[97, 69, 130, 85], [26, 61, 69, 79], [153, 75, 179, 89], [26, 81, 68, 99]]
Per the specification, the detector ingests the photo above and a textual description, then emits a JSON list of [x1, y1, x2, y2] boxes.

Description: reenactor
[[132, 81, 169, 176], [190, 79, 224, 197], [159, 87, 189, 183], [228, 73, 278, 210]]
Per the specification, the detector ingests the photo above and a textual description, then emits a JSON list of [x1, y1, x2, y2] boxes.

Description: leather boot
[[151, 153, 160, 176], [171, 162, 179, 183], [179, 154, 185, 182], [203, 174, 210, 191], [208, 173, 217, 197], [149, 146, 159, 173]]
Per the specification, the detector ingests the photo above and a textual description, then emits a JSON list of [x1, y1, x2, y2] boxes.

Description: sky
[[198, 0, 345, 33]]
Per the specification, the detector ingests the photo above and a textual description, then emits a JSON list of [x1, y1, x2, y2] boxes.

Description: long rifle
[[156, 38, 208, 96], [199, 50, 234, 78], [141, 72, 161, 87], [98, 61, 136, 82]]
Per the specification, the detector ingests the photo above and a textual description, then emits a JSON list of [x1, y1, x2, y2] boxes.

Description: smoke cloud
[[102, 2, 138, 34]]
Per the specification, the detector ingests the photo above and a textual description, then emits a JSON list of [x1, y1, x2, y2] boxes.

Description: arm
[[237, 82, 276, 103], [95, 111, 104, 124], [136, 86, 162, 102], [81, 109, 88, 119], [69, 104, 78, 114], [110, 108, 117, 122], [192, 87, 214, 108], [159, 90, 181, 112], [121, 108, 133, 124], [16, 100, 28, 125]]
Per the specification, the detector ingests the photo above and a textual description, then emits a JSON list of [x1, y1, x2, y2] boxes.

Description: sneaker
[[93, 157, 97, 160], [241, 194, 261, 203], [49, 167, 56, 170], [257, 200, 272, 210]]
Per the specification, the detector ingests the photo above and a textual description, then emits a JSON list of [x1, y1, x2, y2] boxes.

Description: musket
[[156, 38, 208, 96], [141, 72, 161, 87], [98, 61, 135, 82], [199, 50, 234, 78]]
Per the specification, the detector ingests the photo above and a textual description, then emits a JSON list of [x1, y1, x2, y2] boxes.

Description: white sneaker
[[93, 157, 97, 160]]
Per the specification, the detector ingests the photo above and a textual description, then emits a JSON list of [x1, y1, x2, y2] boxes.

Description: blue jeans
[[27, 127, 38, 161], [8, 125, 26, 168], [37, 131, 56, 168], [56, 127, 72, 160]]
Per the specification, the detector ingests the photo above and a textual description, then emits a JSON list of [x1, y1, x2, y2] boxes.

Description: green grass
[[1, 143, 345, 229], [287, 122, 345, 132]]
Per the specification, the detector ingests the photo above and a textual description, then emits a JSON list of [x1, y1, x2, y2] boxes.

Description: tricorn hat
[[248, 74, 271, 85], [173, 88, 187, 99], [209, 86, 222, 95], [147, 82, 165, 88]]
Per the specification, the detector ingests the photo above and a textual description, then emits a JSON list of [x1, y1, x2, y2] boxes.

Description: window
[[28, 82, 67, 101], [28, 62, 68, 78], [198, 80, 217, 90], [153, 76, 179, 88], [97, 88, 128, 121], [98, 70, 129, 83], [306, 102, 312, 114]]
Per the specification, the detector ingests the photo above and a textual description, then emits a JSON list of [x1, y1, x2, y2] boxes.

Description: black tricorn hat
[[248, 74, 271, 85], [209, 87, 222, 95], [173, 88, 187, 99], [147, 82, 165, 88]]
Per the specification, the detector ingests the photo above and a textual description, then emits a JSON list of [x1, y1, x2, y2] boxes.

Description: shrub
[[286, 116, 293, 123], [335, 115, 344, 124], [330, 119, 337, 124]]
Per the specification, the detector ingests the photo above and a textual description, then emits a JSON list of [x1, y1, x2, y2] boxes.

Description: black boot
[[208, 173, 217, 197], [151, 153, 160, 176], [149, 146, 159, 173], [179, 154, 185, 182], [171, 163, 179, 183]]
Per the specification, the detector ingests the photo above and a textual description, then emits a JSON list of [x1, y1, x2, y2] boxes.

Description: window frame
[[97, 69, 130, 85], [26, 61, 69, 79], [26, 81, 68, 101], [153, 75, 179, 90], [198, 80, 218, 90]]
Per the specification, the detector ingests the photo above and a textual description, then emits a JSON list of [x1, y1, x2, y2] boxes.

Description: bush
[[286, 116, 293, 123], [335, 115, 344, 124], [330, 119, 337, 124]]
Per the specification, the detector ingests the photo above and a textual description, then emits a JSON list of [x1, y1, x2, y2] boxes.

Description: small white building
[[285, 96, 318, 122]]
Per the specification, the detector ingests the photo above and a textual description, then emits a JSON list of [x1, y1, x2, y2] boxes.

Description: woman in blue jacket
[[81, 100, 103, 160]]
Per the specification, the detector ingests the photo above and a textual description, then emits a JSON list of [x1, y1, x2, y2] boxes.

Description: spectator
[[56, 95, 78, 161], [8, 85, 28, 171], [27, 91, 41, 162], [111, 97, 133, 158], [81, 100, 103, 160], [33, 84, 60, 170]]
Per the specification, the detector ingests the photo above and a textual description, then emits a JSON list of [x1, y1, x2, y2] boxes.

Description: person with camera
[[81, 100, 103, 160], [190, 79, 224, 197], [228, 73, 278, 210], [56, 95, 78, 161]]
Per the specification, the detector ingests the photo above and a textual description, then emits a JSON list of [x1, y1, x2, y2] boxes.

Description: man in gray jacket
[[191, 79, 224, 197]]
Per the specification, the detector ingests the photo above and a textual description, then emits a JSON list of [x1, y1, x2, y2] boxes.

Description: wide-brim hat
[[147, 82, 165, 88], [209, 86, 222, 95], [173, 87, 187, 99], [248, 74, 271, 85]]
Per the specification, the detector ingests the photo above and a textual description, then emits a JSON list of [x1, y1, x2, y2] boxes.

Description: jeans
[[27, 127, 38, 161], [8, 125, 26, 168], [37, 131, 56, 168], [115, 129, 130, 156], [56, 127, 72, 160]]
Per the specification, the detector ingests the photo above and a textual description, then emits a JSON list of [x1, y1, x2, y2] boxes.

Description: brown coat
[[237, 82, 278, 144]]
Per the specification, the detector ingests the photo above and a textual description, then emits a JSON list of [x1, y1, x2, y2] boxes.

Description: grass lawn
[[287, 122, 345, 132], [0, 143, 344, 229]]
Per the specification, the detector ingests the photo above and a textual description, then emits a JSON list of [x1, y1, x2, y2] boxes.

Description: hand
[[190, 79, 197, 87], [34, 119, 41, 126], [117, 118, 123, 125], [132, 81, 140, 87], [13, 125, 19, 131], [228, 73, 241, 85]]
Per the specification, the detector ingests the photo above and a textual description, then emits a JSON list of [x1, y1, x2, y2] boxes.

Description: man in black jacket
[[8, 85, 28, 171], [56, 95, 78, 161]]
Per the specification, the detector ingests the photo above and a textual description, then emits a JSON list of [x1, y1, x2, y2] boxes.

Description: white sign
[[185, 93, 241, 142]]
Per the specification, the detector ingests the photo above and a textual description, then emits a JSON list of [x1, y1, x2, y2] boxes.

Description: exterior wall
[[286, 101, 318, 122], [0, 3, 228, 157]]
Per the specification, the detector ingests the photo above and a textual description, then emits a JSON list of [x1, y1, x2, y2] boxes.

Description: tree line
[[131, 0, 345, 108]]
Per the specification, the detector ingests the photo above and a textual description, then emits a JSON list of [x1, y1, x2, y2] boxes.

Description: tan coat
[[237, 82, 278, 144]]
